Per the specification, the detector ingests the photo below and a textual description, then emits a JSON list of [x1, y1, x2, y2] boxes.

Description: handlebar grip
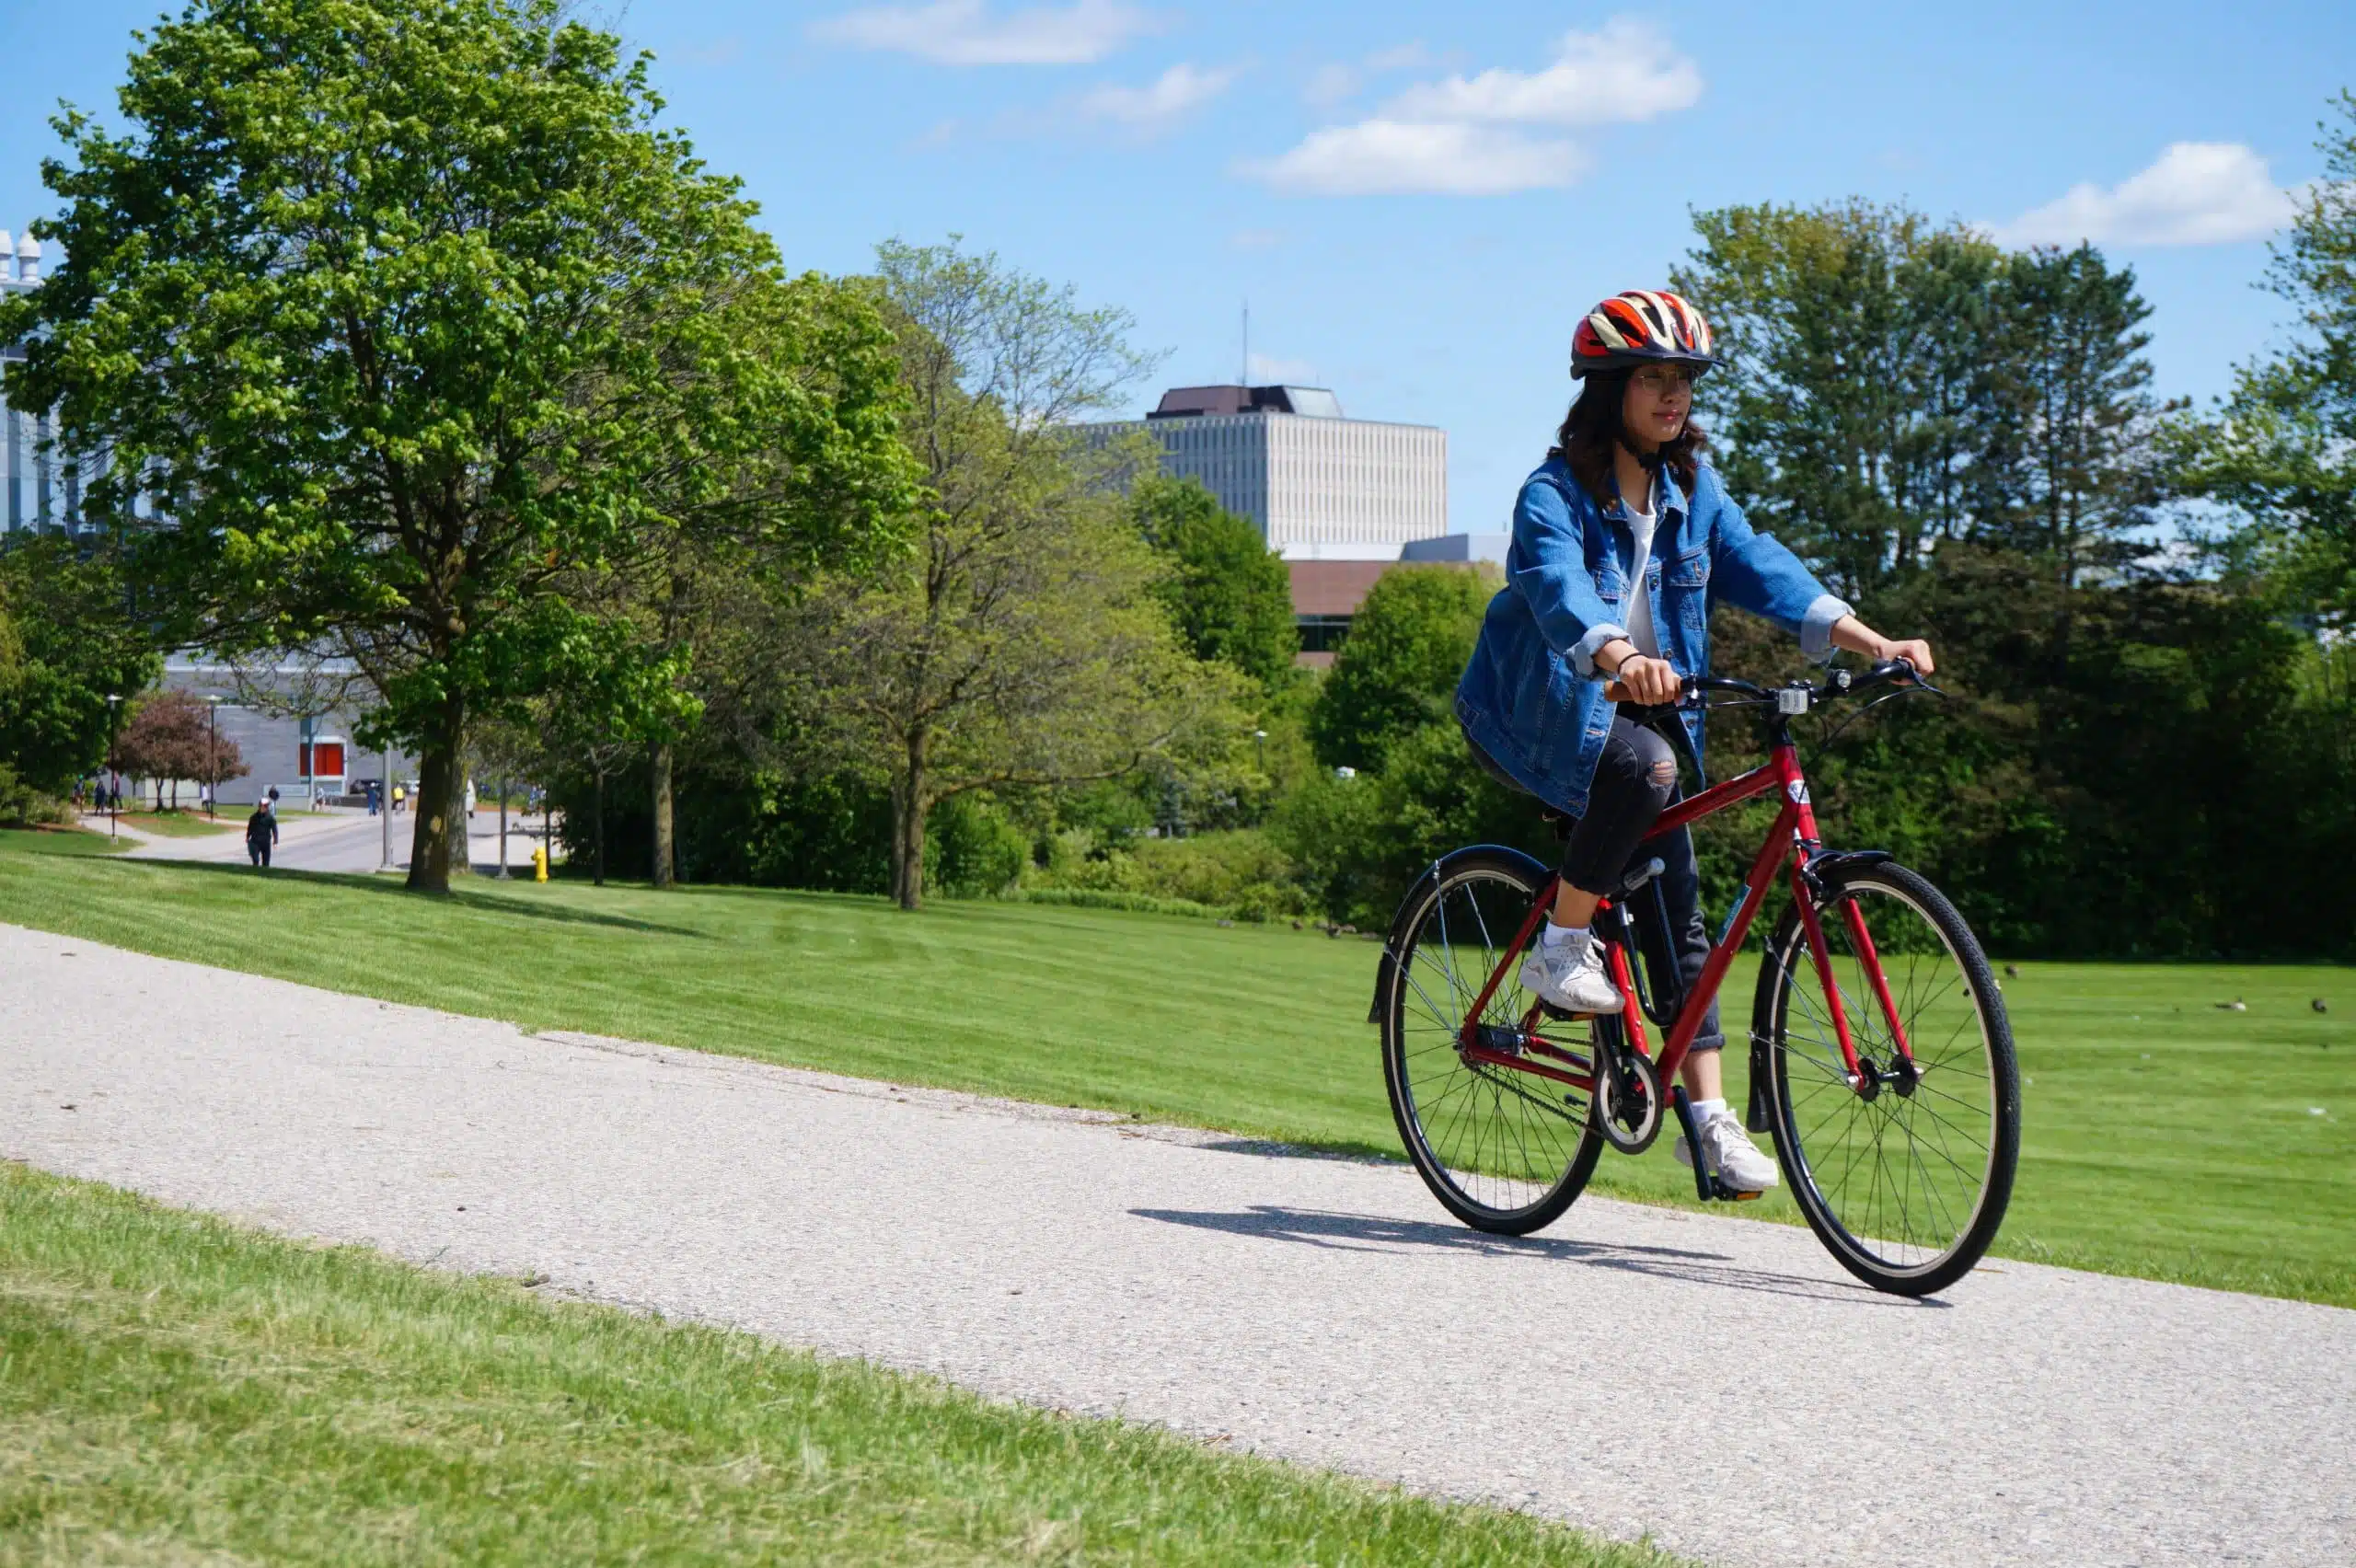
[[1605, 676, 1703, 704]]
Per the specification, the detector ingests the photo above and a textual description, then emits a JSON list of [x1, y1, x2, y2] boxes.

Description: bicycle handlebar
[[1603, 658, 1933, 709]]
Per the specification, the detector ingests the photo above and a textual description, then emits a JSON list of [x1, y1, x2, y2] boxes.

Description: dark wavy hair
[[1550, 368, 1706, 507]]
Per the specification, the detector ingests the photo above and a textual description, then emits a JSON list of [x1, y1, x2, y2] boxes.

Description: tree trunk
[[888, 730, 928, 912], [405, 693, 468, 893], [594, 768, 607, 888], [650, 743, 675, 890]]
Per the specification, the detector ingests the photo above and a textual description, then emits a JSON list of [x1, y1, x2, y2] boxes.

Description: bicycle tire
[[1754, 860, 2021, 1297], [1379, 846, 1603, 1235]]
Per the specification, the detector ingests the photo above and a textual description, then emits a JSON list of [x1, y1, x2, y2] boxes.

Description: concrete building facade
[[1084, 385, 1448, 559]]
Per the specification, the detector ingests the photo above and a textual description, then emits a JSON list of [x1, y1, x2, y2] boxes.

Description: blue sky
[[1, 0, 2347, 527]]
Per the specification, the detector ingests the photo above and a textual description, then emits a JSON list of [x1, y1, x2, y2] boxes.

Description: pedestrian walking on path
[[244, 801, 278, 869]]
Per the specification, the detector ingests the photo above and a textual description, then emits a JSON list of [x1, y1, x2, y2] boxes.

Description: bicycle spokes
[[1381, 853, 1603, 1231], [1770, 875, 2009, 1282]]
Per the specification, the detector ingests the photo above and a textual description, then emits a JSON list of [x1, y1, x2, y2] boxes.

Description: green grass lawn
[[0, 825, 127, 857], [0, 847, 2350, 1308], [111, 807, 239, 837], [0, 1162, 1680, 1568]]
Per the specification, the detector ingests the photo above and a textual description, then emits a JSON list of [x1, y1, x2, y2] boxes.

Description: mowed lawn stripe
[[0, 845, 2349, 1308]]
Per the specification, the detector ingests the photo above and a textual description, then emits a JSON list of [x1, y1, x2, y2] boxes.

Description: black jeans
[[1467, 715, 1726, 1053]]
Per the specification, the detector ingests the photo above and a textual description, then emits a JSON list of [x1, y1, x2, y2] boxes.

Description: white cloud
[[1250, 121, 1586, 197], [811, 0, 1159, 66], [1300, 42, 1439, 109], [1993, 142, 2303, 247], [1303, 63, 1360, 110], [1252, 19, 1698, 198], [1228, 227, 1286, 249], [1076, 63, 1242, 128], [1381, 19, 1699, 126]]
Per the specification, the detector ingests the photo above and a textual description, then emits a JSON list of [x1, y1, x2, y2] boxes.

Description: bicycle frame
[[1452, 735, 1915, 1098]]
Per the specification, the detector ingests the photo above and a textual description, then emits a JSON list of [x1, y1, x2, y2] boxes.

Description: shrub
[[0, 763, 70, 826], [1021, 825, 1309, 921], [928, 794, 1029, 898]]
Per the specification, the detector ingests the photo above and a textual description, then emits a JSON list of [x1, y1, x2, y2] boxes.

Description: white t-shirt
[[1624, 477, 1661, 659]]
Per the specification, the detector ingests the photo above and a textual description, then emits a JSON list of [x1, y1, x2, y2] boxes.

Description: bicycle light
[[1776, 686, 1811, 715]]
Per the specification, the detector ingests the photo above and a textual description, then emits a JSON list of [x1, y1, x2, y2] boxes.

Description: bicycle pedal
[[1728, 1190, 1764, 1202]]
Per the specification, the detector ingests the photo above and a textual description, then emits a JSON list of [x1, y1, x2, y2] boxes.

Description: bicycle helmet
[[1570, 289, 1718, 379]]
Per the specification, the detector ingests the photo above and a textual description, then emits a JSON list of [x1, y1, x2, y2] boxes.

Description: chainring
[[1591, 1022, 1664, 1155]]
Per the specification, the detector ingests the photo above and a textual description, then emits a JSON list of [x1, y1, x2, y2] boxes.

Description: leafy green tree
[[788, 240, 1244, 910], [1675, 202, 2011, 596], [0, 0, 905, 892], [1129, 476, 1299, 689], [1307, 565, 1492, 774], [2175, 90, 2356, 624], [0, 539, 159, 795]]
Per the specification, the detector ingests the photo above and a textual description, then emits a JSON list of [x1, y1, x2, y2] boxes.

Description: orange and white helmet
[[1570, 289, 1718, 379]]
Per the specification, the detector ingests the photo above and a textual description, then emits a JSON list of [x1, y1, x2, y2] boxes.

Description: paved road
[[92, 809, 552, 873], [3, 923, 2348, 1568]]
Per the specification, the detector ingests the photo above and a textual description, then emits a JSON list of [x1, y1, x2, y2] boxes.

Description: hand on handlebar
[[1877, 639, 1935, 678], [1602, 651, 1682, 706]]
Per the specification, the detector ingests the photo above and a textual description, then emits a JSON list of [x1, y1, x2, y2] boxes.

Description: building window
[[1296, 614, 1352, 654]]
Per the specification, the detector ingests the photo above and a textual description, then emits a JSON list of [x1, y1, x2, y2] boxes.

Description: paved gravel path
[[93, 808, 552, 872], [4, 922, 2349, 1567]]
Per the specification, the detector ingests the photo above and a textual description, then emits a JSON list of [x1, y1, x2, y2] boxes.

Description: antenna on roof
[[1241, 299, 1249, 387]]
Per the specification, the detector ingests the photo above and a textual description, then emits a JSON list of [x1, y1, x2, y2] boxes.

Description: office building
[[0, 226, 60, 535], [1085, 384, 1447, 559]]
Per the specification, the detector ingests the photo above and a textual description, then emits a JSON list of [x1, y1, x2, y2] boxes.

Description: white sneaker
[[1675, 1107, 1781, 1193], [1518, 928, 1624, 1014]]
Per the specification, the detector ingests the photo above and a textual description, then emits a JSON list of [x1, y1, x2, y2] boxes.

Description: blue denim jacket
[[1454, 455, 1851, 816]]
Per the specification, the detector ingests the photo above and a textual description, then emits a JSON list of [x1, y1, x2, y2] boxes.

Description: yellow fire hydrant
[[532, 844, 549, 883]]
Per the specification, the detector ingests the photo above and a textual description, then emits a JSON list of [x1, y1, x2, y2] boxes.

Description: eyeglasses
[[1630, 365, 1697, 396]]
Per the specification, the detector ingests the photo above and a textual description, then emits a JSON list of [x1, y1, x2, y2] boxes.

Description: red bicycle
[[1375, 661, 2021, 1297]]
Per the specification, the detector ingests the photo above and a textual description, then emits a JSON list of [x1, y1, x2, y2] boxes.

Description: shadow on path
[[1130, 1204, 1948, 1308]]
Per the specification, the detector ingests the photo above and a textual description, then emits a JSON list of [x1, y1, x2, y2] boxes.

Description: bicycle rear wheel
[[1755, 860, 2020, 1297], [1378, 847, 1602, 1235]]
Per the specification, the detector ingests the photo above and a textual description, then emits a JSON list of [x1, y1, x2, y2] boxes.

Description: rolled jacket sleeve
[[1703, 472, 1850, 660], [1508, 476, 1627, 680], [1800, 593, 1854, 663]]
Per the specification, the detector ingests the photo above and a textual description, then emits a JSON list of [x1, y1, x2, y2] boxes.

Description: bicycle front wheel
[[1755, 860, 2020, 1297], [1378, 847, 1602, 1235]]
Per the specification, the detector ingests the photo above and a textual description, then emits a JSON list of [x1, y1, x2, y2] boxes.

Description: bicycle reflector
[[1777, 686, 1812, 715]]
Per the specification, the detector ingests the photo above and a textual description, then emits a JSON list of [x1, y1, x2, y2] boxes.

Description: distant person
[[267, 784, 282, 807], [392, 783, 406, 814], [245, 801, 279, 869], [366, 780, 381, 816]]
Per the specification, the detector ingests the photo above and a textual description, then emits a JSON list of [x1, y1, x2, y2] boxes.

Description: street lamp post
[[378, 740, 394, 873], [204, 696, 222, 819], [497, 776, 511, 879], [105, 694, 121, 839], [1253, 728, 1268, 773]]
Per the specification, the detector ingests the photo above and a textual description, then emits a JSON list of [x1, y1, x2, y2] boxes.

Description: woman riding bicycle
[[1454, 289, 1936, 1194]]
